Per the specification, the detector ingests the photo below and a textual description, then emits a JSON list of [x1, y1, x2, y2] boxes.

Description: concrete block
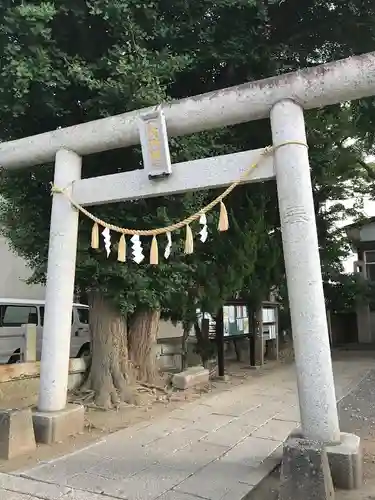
[[0, 408, 36, 460], [66, 359, 87, 390], [32, 403, 84, 444], [279, 437, 334, 500], [68, 372, 84, 390], [172, 366, 209, 390], [24, 323, 37, 362], [325, 432, 362, 490], [0, 358, 87, 384]]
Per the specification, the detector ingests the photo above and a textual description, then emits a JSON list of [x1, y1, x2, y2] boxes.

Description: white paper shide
[[131, 234, 144, 264], [164, 232, 172, 259], [199, 213, 208, 242], [102, 227, 111, 257]]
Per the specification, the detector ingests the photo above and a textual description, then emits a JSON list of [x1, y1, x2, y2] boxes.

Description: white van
[[0, 298, 91, 364]]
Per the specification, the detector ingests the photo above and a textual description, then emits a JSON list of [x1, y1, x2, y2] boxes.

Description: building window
[[77, 307, 89, 324], [364, 251, 375, 281], [0, 305, 38, 327], [262, 307, 276, 323]]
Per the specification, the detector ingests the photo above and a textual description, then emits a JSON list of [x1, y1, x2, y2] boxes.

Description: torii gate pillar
[[33, 149, 86, 443], [271, 99, 361, 491], [271, 99, 340, 443]]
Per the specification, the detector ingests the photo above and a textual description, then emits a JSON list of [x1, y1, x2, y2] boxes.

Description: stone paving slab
[[0, 473, 71, 499], [61, 492, 119, 500], [5, 492, 37, 500], [1, 357, 374, 500], [251, 418, 296, 442]]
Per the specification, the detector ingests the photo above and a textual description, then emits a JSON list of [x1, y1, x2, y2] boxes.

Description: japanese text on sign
[[138, 109, 172, 178], [147, 123, 162, 164]]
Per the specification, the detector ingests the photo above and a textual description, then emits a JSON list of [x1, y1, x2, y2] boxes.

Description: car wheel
[[8, 352, 21, 364], [79, 346, 91, 365]]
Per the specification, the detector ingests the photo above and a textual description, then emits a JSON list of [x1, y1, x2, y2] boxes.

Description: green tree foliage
[[0, 1, 283, 320], [0, 0, 374, 401]]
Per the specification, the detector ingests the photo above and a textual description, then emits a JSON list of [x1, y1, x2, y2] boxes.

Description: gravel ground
[[247, 369, 375, 500]]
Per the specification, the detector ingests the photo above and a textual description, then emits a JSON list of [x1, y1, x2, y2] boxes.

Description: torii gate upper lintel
[[0, 51, 374, 170], [0, 53, 374, 459]]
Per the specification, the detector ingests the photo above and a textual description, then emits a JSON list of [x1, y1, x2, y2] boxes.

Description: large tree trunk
[[86, 291, 134, 409], [128, 309, 160, 383]]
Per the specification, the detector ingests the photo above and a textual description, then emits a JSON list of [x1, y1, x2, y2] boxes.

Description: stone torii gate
[[0, 51, 374, 486]]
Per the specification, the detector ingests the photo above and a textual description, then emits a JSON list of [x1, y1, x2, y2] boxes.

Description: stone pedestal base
[[32, 404, 84, 444], [288, 428, 362, 490], [0, 408, 36, 459], [326, 432, 362, 490], [280, 437, 334, 500]]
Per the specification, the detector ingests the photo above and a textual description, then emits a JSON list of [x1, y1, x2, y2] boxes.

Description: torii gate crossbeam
[[0, 51, 374, 169]]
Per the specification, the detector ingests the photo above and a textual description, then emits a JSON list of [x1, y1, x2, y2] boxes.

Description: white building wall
[[0, 236, 45, 300], [158, 320, 183, 339]]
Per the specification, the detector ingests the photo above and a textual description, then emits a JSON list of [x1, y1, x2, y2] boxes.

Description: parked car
[[0, 298, 91, 364]]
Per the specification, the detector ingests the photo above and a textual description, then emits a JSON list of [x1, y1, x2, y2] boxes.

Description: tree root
[[72, 378, 169, 409], [138, 381, 170, 394]]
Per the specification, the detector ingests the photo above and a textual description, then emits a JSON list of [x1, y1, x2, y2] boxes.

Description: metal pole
[[270, 99, 340, 443], [248, 305, 256, 367], [216, 308, 225, 377], [38, 149, 82, 412]]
